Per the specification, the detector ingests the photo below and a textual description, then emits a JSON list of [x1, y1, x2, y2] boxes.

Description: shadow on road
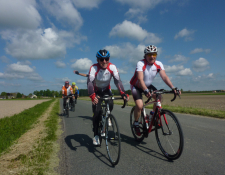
[[77, 115, 93, 121], [120, 133, 173, 162], [64, 134, 113, 167]]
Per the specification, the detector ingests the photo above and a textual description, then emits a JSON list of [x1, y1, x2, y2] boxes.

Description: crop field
[[79, 93, 225, 111]]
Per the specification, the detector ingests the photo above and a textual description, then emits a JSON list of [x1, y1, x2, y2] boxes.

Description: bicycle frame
[[142, 96, 169, 135], [100, 99, 111, 134]]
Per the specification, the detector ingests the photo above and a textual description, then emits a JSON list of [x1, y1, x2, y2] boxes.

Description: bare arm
[[159, 70, 174, 89], [159, 70, 181, 95], [73, 70, 88, 77], [136, 71, 151, 98]]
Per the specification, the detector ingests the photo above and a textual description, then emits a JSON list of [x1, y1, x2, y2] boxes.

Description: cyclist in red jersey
[[130, 45, 181, 136], [88, 49, 129, 145]]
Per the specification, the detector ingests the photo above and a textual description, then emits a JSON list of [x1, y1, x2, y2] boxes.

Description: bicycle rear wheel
[[155, 109, 184, 160], [105, 114, 121, 166], [130, 106, 146, 142]]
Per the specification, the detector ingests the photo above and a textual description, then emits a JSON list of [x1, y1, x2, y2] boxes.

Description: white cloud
[[7, 62, 34, 73], [109, 20, 162, 44], [105, 43, 162, 64], [0, 0, 41, 29], [0, 56, 10, 63], [77, 80, 86, 84], [27, 73, 43, 81], [169, 55, 189, 62], [174, 28, 196, 41], [160, 9, 169, 15], [0, 81, 21, 87], [72, 0, 103, 9], [0, 72, 24, 79], [192, 57, 210, 72], [117, 68, 127, 74], [1, 28, 86, 60], [115, 0, 168, 10], [55, 61, 66, 68], [0, 62, 43, 81], [164, 65, 184, 73], [71, 58, 93, 71], [40, 0, 83, 30], [177, 68, 192, 76], [59, 77, 72, 84], [125, 9, 148, 24], [190, 48, 211, 54]]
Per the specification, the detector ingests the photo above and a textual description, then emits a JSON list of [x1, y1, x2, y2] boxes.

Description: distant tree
[[46, 89, 51, 97], [40, 90, 43, 96], [125, 90, 131, 95], [1, 92, 7, 96], [16, 93, 22, 98], [180, 89, 183, 93]]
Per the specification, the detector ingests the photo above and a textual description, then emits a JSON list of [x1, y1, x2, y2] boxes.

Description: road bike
[[130, 89, 184, 160], [63, 94, 74, 117], [97, 95, 127, 166]]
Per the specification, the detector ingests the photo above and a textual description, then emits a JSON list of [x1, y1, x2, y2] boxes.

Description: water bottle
[[145, 114, 149, 129], [149, 111, 154, 124]]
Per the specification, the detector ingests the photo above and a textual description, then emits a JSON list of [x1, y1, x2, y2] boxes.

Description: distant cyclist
[[88, 49, 129, 145], [130, 45, 181, 136], [72, 82, 79, 104], [62, 81, 74, 111]]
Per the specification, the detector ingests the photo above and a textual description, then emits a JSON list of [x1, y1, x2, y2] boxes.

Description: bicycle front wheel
[[155, 109, 184, 160], [66, 103, 69, 117], [105, 114, 121, 166]]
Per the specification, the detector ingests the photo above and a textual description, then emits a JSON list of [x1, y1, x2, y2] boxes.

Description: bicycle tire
[[130, 106, 146, 142], [155, 109, 184, 160], [105, 114, 121, 166], [66, 103, 69, 117]]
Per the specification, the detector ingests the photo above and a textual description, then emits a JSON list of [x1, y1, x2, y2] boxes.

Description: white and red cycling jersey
[[87, 63, 125, 99], [130, 59, 165, 88]]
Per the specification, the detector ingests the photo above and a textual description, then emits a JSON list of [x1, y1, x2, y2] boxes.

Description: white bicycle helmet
[[144, 45, 158, 55]]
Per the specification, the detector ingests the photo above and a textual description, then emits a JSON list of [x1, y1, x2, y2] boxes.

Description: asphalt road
[[59, 99, 225, 175]]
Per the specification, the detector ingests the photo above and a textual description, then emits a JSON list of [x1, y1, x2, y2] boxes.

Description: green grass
[[197, 92, 225, 95], [79, 97, 225, 119], [0, 99, 54, 155], [19, 99, 60, 175]]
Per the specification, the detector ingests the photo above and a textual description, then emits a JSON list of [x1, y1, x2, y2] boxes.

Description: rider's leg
[[134, 99, 143, 121], [75, 93, 78, 104], [131, 85, 143, 121], [63, 98, 66, 109], [92, 100, 102, 137]]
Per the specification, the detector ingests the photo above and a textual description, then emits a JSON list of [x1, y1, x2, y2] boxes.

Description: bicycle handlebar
[[98, 95, 128, 108], [63, 94, 74, 98], [144, 88, 180, 104]]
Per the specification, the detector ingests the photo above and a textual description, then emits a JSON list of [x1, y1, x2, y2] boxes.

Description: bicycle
[[130, 89, 184, 160], [63, 94, 74, 117], [96, 95, 127, 166]]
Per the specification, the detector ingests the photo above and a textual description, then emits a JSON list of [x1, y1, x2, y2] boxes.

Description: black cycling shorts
[[131, 84, 157, 101]]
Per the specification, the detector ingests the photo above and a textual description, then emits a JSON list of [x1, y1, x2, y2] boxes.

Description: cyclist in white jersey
[[130, 45, 181, 136], [88, 49, 129, 145]]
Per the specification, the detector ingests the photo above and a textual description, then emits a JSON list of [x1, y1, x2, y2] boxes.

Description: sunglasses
[[99, 57, 109, 62], [146, 53, 157, 57]]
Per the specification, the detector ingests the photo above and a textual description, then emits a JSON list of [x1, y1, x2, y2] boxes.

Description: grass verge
[[79, 97, 225, 119], [0, 99, 54, 155], [19, 99, 60, 174]]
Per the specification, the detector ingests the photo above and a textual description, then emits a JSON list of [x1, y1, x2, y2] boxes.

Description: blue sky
[[0, 0, 225, 95]]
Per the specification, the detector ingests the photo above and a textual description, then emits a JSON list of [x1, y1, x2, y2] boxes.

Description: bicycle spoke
[[155, 109, 184, 160], [105, 115, 121, 165]]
